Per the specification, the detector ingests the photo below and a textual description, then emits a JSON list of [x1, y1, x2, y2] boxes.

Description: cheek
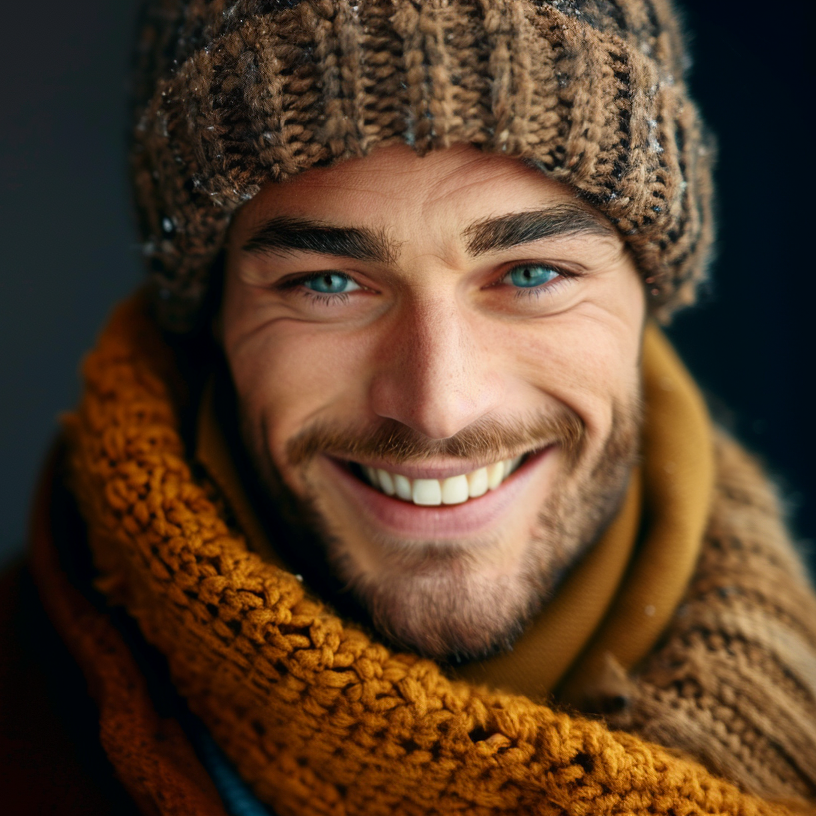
[[225, 321, 376, 457], [500, 312, 643, 438]]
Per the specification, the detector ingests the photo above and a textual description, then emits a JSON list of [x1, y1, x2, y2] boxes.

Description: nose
[[367, 297, 503, 440]]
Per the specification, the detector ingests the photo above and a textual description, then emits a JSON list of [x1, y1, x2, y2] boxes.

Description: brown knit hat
[[132, 0, 715, 332]]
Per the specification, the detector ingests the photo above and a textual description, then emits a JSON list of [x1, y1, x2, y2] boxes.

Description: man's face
[[221, 144, 646, 661]]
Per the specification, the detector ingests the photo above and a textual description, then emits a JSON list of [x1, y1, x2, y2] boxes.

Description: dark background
[[1, 1, 813, 571]]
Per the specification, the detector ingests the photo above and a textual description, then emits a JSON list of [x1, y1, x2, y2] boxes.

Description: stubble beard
[[243, 399, 642, 664]]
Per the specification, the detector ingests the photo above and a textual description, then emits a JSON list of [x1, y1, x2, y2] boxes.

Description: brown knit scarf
[[65, 295, 816, 815]]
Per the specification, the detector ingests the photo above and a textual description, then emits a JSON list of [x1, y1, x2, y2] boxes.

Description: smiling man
[[6, 1, 816, 814], [222, 145, 646, 662]]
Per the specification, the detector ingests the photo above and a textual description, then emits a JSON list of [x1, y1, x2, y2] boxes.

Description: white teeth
[[486, 461, 505, 490], [361, 455, 526, 506], [466, 467, 489, 498], [376, 469, 395, 496], [412, 478, 442, 506], [441, 474, 469, 505], [393, 473, 412, 500]]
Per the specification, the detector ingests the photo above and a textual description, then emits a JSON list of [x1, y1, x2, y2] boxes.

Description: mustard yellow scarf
[[66, 294, 790, 816]]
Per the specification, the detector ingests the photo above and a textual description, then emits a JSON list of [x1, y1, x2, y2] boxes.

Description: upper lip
[[330, 447, 549, 481]]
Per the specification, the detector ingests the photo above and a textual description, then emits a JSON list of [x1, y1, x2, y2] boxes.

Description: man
[[3, 0, 816, 814]]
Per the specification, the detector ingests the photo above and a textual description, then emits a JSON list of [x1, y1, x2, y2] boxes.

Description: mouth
[[322, 448, 552, 539], [350, 455, 527, 506]]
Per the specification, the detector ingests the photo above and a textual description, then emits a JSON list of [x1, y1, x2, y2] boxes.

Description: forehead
[[233, 143, 613, 247]]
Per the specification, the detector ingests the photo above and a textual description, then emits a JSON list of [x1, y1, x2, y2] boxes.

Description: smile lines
[[358, 457, 525, 506]]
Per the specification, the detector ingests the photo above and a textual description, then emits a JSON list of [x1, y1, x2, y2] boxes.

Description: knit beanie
[[132, 0, 714, 332]]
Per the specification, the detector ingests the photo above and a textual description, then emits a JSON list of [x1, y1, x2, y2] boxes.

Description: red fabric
[[0, 561, 144, 816], [2, 441, 229, 816]]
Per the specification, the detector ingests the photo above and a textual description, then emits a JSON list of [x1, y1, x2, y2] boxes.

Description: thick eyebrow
[[464, 204, 616, 256], [242, 216, 397, 265]]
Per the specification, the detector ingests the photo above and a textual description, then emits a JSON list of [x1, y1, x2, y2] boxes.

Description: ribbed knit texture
[[131, 0, 714, 330], [63, 295, 815, 814], [596, 435, 816, 802]]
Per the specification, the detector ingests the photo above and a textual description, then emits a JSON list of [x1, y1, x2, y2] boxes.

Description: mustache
[[285, 409, 585, 468]]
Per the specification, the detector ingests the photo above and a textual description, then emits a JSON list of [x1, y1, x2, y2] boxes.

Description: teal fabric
[[192, 724, 275, 816]]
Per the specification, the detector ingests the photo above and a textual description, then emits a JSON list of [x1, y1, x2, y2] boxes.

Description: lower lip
[[323, 448, 553, 539]]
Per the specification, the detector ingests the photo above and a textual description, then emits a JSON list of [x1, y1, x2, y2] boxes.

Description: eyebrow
[[242, 203, 615, 266], [242, 216, 398, 265], [464, 204, 615, 256]]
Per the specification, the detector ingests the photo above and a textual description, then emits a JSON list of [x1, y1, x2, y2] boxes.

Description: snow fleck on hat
[[132, 0, 714, 331]]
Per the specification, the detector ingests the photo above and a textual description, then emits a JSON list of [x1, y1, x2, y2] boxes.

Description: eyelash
[[277, 263, 578, 306], [518, 275, 573, 301], [302, 291, 351, 307], [276, 272, 356, 306], [497, 263, 579, 301]]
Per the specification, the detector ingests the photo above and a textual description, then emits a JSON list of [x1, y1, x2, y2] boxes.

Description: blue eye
[[505, 264, 560, 288], [303, 273, 360, 294]]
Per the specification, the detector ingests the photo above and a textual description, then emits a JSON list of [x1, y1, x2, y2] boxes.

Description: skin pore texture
[[220, 143, 647, 662]]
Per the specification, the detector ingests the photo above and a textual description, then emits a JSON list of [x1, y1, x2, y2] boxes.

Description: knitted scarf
[[63, 295, 816, 815]]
